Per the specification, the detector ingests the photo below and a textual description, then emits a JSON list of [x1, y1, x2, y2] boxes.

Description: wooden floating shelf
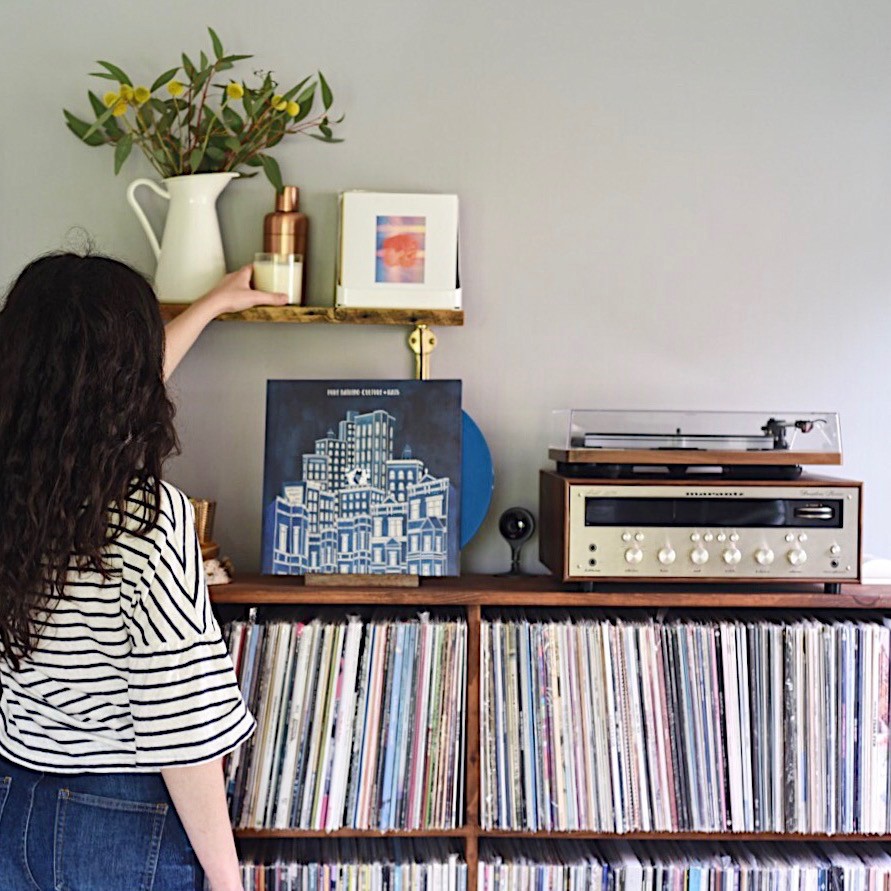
[[234, 827, 891, 842], [158, 303, 464, 326], [210, 574, 891, 610]]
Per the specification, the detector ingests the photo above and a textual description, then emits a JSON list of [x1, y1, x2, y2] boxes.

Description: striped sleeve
[[126, 484, 255, 767]]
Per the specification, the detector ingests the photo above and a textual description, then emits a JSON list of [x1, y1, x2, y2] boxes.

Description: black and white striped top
[[0, 481, 255, 773]]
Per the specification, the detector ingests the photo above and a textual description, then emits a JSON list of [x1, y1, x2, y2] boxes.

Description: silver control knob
[[787, 547, 807, 566], [722, 547, 742, 565], [755, 548, 774, 566], [625, 547, 643, 564], [690, 546, 709, 565], [829, 544, 841, 555], [658, 547, 676, 565]]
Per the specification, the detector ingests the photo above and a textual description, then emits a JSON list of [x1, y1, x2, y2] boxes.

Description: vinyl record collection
[[481, 613, 891, 833], [237, 840, 467, 890], [223, 613, 467, 830], [479, 840, 891, 890]]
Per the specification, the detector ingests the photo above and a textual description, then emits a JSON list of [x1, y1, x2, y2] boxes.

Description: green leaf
[[244, 155, 263, 167], [104, 114, 123, 138], [188, 146, 205, 172], [320, 123, 333, 139], [63, 109, 106, 146], [83, 104, 116, 139], [114, 134, 133, 174], [199, 51, 209, 70], [224, 135, 242, 152], [242, 91, 254, 116], [220, 53, 252, 64], [150, 67, 180, 93], [318, 71, 333, 110], [290, 98, 313, 124], [295, 83, 316, 106], [96, 60, 132, 85], [192, 67, 212, 92], [308, 133, 344, 143], [88, 91, 106, 117], [258, 154, 283, 192], [182, 53, 196, 79], [205, 145, 226, 162], [282, 76, 310, 102], [89, 71, 121, 81], [208, 27, 224, 59], [222, 106, 243, 133], [137, 103, 155, 127]]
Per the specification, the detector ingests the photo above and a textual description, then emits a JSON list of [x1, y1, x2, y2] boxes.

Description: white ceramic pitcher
[[126, 172, 237, 304]]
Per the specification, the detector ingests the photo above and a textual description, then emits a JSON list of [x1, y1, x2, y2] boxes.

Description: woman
[[0, 253, 284, 891]]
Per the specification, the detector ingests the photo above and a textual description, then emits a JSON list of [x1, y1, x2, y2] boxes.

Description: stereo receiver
[[540, 471, 861, 591]]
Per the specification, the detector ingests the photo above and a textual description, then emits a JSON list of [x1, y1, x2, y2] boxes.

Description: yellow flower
[[103, 91, 119, 107], [271, 94, 287, 111], [167, 80, 185, 97], [286, 101, 300, 117], [112, 99, 128, 117], [133, 86, 150, 106], [226, 81, 244, 100], [119, 84, 134, 102]]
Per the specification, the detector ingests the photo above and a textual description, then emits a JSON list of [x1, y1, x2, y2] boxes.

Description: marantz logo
[[684, 491, 746, 497]]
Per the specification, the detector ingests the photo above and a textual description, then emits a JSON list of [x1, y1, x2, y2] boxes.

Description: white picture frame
[[335, 191, 461, 310]]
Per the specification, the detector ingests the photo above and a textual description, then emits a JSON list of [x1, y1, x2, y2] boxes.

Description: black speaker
[[497, 507, 536, 576]]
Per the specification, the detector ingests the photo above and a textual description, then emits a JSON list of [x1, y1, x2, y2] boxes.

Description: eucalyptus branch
[[63, 28, 344, 188]]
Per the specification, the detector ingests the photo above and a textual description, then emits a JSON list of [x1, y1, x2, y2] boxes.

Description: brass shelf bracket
[[408, 324, 437, 380]]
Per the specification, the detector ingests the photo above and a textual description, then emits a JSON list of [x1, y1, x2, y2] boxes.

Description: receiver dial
[[690, 546, 709, 565], [625, 547, 643, 564], [755, 548, 774, 566], [657, 547, 676, 565], [787, 547, 807, 566], [722, 547, 742, 565]]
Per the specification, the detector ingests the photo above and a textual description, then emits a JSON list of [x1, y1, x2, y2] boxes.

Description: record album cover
[[261, 380, 462, 576]]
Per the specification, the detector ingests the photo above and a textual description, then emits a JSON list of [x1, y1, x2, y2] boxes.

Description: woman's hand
[[200, 264, 288, 315]]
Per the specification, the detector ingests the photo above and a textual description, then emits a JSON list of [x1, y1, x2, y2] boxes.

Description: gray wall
[[3, 0, 890, 573]]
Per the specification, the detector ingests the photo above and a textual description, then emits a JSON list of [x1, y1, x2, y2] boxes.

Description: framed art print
[[261, 380, 462, 576], [335, 191, 461, 310]]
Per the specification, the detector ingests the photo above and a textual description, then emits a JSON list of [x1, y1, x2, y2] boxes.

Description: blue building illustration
[[269, 411, 451, 575]]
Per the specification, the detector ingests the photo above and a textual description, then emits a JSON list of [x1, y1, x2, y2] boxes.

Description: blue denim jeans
[[0, 752, 204, 891]]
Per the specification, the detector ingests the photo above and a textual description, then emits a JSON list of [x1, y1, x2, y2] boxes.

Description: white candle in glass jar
[[252, 253, 303, 304]]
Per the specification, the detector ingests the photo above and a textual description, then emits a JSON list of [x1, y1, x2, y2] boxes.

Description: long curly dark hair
[[0, 252, 179, 669]]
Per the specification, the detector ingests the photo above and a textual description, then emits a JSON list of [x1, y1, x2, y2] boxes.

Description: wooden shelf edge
[[479, 830, 891, 841], [209, 574, 891, 609], [159, 303, 464, 326], [234, 826, 891, 842], [235, 827, 471, 838]]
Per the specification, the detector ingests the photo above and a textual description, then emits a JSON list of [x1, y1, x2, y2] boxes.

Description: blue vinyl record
[[460, 411, 494, 548]]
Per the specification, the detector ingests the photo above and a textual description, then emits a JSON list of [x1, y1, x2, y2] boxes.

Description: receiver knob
[[755, 548, 774, 566], [787, 547, 807, 566], [625, 547, 643, 564], [658, 547, 676, 565], [722, 547, 742, 565], [690, 546, 709, 565]]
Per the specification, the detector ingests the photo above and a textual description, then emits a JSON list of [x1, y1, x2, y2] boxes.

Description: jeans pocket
[[0, 775, 10, 822], [54, 789, 168, 891]]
